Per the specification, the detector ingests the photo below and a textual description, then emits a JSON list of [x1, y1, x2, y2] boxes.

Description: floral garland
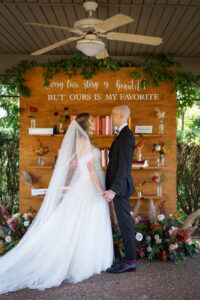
[[1, 52, 200, 113]]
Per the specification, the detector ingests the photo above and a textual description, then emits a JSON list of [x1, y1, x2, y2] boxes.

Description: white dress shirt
[[118, 123, 128, 133]]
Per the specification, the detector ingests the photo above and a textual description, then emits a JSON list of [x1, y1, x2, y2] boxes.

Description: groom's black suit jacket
[[106, 125, 135, 197]]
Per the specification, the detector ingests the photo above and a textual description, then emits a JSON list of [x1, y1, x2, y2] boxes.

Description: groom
[[103, 105, 136, 273]]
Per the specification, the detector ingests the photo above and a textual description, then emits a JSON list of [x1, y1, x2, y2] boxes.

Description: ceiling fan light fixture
[[76, 39, 105, 56]]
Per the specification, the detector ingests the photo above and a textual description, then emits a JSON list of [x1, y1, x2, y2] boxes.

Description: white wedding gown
[[0, 147, 114, 294]]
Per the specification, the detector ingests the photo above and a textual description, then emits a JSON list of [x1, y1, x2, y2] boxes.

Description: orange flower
[[173, 211, 181, 219]]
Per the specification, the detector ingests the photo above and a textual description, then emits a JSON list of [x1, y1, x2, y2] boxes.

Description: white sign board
[[135, 126, 153, 134]]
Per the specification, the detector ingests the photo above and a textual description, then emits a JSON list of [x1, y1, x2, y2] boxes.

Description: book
[[28, 128, 53, 135], [132, 160, 149, 168]]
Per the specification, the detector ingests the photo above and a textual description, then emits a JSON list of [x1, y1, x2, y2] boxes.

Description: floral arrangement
[[0, 207, 36, 256], [54, 107, 70, 123], [135, 141, 144, 152], [135, 141, 144, 161], [28, 106, 38, 119], [33, 139, 49, 156], [153, 141, 170, 156], [135, 181, 146, 197], [151, 173, 165, 185], [155, 107, 166, 120], [112, 203, 200, 264]]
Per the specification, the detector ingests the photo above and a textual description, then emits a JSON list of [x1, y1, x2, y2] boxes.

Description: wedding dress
[[0, 120, 114, 294]]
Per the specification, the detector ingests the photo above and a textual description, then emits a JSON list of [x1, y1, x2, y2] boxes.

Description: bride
[[0, 113, 114, 294]]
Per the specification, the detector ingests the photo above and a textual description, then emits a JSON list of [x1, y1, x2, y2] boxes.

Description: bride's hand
[[62, 188, 68, 194]]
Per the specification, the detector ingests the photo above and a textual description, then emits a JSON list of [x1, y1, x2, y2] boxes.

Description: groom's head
[[111, 105, 130, 127]]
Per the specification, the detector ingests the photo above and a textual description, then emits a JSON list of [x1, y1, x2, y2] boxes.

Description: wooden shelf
[[25, 194, 166, 200], [131, 166, 167, 170], [28, 134, 168, 137], [130, 195, 166, 200], [28, 166, 54, 169], [28, 165, 168, 170]]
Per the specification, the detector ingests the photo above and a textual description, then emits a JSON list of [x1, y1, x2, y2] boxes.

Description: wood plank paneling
[[19, 67, 177, 216]]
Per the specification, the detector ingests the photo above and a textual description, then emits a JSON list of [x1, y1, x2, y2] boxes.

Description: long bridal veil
[[0, 120, 96, 293], [14, 120, 92, 246]]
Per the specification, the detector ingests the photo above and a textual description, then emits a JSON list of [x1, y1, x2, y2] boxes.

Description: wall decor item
[[135, 126, 153, 134], [135, 141, 144, 162], [19, 67, 177, 215], [28, 128, 54, 135], [33, 139, 49, 166], [152, 142, 170, 167], [155, 107, 166, 135]]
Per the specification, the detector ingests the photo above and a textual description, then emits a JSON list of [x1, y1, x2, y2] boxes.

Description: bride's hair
[[76, 113, 95, 145]]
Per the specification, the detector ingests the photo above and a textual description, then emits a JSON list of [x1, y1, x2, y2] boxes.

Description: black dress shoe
[[107, 260, 136, 273]]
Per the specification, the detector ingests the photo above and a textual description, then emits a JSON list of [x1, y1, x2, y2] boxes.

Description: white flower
[[146, 236, 151, 242], [24, 221, 30, 227], [154, 234, 160, 240], [157, 214, 165, 222], [168, 214, 173, 218], [169, 243, 178, 251], [134, 217, 140, 224], [136, 232, 143, 242], [169, 226, 177, 236], [5, 236, 12, 243], [23, 213, 29, 220], [195, 240, 200, 250], [156, 238, 162, 244], [185, 239, 192, 246], [147, 246, 152, 253], [155, 145, 161, 152], [130, 211, 134, 217]]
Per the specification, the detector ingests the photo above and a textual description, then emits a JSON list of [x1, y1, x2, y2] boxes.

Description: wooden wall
[[19, 67, 177, 215]]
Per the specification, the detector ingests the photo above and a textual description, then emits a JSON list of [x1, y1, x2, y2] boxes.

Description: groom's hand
[[103, 190, 116, 202]]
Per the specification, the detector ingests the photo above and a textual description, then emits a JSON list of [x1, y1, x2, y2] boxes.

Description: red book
[[102, 117, 106, 135], [96, 116, 100, 135]]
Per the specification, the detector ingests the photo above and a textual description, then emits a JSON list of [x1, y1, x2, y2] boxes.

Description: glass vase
[[38, 155, 44, 166], [159, 118, 164, 135], [30, 118, 36, 128], [137, 191, 142, 198], [59, 122, 64, 134], [160, 154, 165, 167], [157, 154, 165, 167], [157, 183, 162, 197], [137, 151, 142, 161]]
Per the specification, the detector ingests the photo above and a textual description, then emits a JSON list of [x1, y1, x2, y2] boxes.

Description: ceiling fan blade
[[31, 36, 82, 56], [106, 32, 162, 46], [25, 22, 84, 36], [95, 14, 134, 33], [95, 49, 109, 59]]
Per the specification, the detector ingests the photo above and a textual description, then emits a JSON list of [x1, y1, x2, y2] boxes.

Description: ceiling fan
[[26, 1, 162, 59]]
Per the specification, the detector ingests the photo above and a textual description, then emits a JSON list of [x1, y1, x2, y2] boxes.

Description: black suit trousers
[[113, 195, 136, 260]]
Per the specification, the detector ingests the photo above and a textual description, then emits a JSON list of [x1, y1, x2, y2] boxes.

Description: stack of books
[[132, 160, 149, 168], [71, 116, 131, 135]]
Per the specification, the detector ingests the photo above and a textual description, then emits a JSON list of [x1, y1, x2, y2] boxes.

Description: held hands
[[103, 190, 116, 202]]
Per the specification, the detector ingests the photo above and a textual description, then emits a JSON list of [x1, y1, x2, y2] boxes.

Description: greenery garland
[[1, 52, 200, 114]]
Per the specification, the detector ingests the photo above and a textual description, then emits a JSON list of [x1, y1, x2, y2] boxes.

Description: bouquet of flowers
[[153, 141, 170, 156], [54, 107, 70, 123], [135, 141, 144, 161], [155, 107, 166, 120], [0, 207, 36, 256], [112, 203, 200, 264], [33, 139, 49, 156], [155, 107, 166, 134], [151, 173, 165, 185]]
